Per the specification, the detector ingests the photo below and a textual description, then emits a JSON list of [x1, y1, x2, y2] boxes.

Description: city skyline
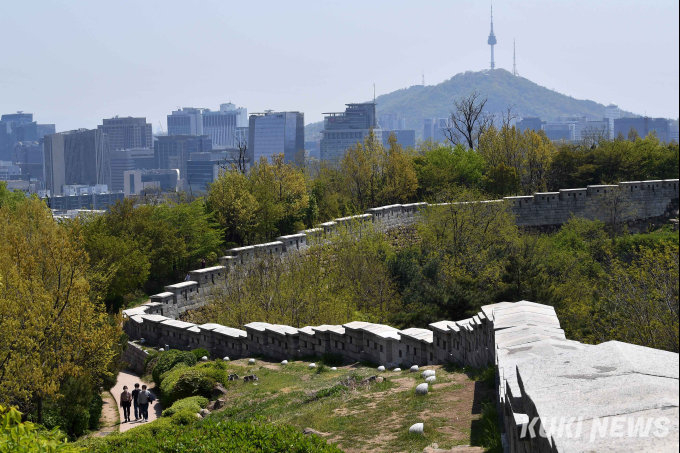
[[0, 0, 678, 133]]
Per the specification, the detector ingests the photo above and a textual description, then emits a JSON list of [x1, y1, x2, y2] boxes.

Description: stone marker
[[410, 365, 419, 373], [227, 374, 240, 381], [393, 368, 401, 372], [223, 356, 230, 361], [158, 348, 164, 352], [425, 376, 436, 384], [415, 383, 429, 395], [409, 422, 424, 434], [201, 356, 208, 362], [199, 408, 211, 418], [243, 374, 259, 382], [309, 363, 317, 368], [422, 370, 435, 378], [330, 367, 337, 371], [281, 360, 288, 365], [377, 366, 386, 372], [248, 358, 256, 365]]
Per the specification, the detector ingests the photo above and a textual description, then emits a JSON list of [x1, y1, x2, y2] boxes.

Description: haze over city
[[1, 0, 678, 132]]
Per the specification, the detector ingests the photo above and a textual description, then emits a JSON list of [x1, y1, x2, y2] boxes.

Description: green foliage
[[76, 417, 342, 453], [319, 353, 344, 367], [191, 348, 210, 361], [0, 181, 27, 210], [152, 350, 197, 387], [0, 405, 82, 453], [413, 143, 485, 198], [160, 368, 215, 407], [162, 396, 209, 417], [470, 402, 503, 453]]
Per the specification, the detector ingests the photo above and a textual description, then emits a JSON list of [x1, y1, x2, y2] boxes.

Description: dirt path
[[89, 391, 119, 438], [111, 370, 162, 433]]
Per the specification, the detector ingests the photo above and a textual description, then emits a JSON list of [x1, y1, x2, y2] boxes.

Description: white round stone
[[201, 356, 208, 362], [393, 368, 401, 372], [425, 376, 436, 384], [248, 359, 256, 365], [223, 357, 230, 361], [309, 363, 317, 368], [377, 366, 386, 372], [330, 367, 337, 371], [422, 370, 435, 378], [281, 360, 288, 365], [409, 423, 424, 434], [410, 365, 419, 373], [415, 383, 429, 395], [158, 348, 164, 352]]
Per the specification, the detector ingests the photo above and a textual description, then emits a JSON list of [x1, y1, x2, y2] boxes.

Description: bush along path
[[111, 370, 161, 432]]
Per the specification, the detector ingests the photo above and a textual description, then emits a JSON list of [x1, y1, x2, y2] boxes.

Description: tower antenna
[[422, 70, 425, 86], [513, 39, 519, 76], [373, 83, 376, 103], [487, 2, 497, 70]]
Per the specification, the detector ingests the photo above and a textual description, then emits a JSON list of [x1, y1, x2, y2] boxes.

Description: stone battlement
[[122, 300, 679, 452]]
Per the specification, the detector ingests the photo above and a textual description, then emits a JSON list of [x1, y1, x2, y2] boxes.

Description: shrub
[[191, 348, 210, 361], [170, 409, 198, 426], [1, 405, 83, 453], [152, 350, 197, 386], [319, 353, 344, 367], [160, 368, 215, 407], [88, 393, 103, 430], [162, 396, 209, 417], [143, 351, 160, 376]]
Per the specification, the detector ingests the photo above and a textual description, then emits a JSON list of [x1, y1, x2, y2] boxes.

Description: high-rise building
[[379, 114, 406, 131], [248, 111, 304, 164], [12, 141, 44, 185], [488, 5, 497, 70], [614, 117, 671, 142], [422, 118, 449, 142], [581, 121, 610, 141], [109, 148, 156, 192], [604, 104, 621, 140], [382, 130, 416, 149], [0, 112, 54, 161], [154, 135, 212, 179], [98, 117, 153, 151], [516, 117, 543, 133], [186, 150, 244, 192], [43, 129, 111, 196], [168, 104, 247, 148], [557, 115, 588, 141], [320, 103, 379, 161], [124, 169, 178, 196], [541, 123, 575, 142]]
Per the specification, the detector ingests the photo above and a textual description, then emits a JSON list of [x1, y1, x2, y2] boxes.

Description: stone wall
[[130, 178, 678, 322], [120, 341, 149, 374], [122, 300, 679, 452]]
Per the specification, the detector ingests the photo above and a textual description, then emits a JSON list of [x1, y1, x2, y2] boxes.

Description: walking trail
[[111, 370, 162, 433]]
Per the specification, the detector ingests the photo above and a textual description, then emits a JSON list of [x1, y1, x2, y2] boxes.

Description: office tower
[[488, 5, 497, 70], [320, 103, 379, 161], [581, 120, 610, 141], [379, 114, 406, 131], [154, 135, 212, 179], [36, 124, 56, 139], [422, 118, 450, 142], [516, 117, 543, 133], [168, 108, 204, 136], [541, 123, 576, 142], [614, 117, 671, 142], [247, 111, 304, 164], [382, 130, 416, 149], [0, 112, 33, 160], [604, 104, 621, 140], [43, 129, 111, 195], [12, 141, 44, 184], [557, 114, 588, 141], [186, 150, 243, 192], [98, 117, 153, 151], [124, 169, 179, 196], [109, 148, 156, 192], [168, 104, 247, 148]]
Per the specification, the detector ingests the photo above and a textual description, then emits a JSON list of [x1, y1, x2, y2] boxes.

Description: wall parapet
[[122, 300, 679, 452]]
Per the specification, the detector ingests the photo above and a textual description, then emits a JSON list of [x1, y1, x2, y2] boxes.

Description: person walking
[[120, 386, 132, 422], [137, 384, 155, 422], [131, 383, 141, 421], [200, 258, 206, 269]]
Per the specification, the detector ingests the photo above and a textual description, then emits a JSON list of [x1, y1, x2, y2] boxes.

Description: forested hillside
[[306, 69, 636, 140]]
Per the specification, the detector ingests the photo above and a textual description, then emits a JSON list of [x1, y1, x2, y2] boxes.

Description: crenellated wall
[[122, 300, 679, 452]]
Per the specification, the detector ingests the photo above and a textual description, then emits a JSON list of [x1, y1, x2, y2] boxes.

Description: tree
[[207, 169, 258, 246], [381, 133, 418, 204], [0, 198, 120, 422], [444, 90, 492, 149]]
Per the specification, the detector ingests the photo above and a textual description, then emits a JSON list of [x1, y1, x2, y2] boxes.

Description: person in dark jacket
[[131, 383, 141, 421]]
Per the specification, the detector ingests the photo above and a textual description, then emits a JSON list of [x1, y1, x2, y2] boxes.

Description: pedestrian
[[201, 257, 206, 269], [137, 384, 155, 422], [120, 386, 132, 422], [184, 273, 191, 281], [131, 383, 141, 421]]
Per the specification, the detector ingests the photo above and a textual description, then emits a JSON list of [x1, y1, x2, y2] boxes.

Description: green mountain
[[306, 69, 635, 140]]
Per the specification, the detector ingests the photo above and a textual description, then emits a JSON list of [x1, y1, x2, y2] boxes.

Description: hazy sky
[[1, 0, 678, 132]]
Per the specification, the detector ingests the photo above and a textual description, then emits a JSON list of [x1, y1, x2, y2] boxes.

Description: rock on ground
[[409, 422, 424, 434], [426, 376, 437, 383], [410, 365, 419, 372], [415, 383, 429, 395]]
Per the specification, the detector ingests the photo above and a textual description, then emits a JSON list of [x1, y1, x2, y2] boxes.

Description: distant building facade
[[248, 111, 304, 164], [614, 117, 671, 142], [168, 104, 247, 148], [516, 117, 543, 133], [422, 118, 449, 143], [43, 129, 111, 196], [604, 104, 621, 140], [541, 123, 575, 141], [154, 135, 212, 179], [0, 112, 54, 161], [98, 117, 153, 151], [382, 130, 416, 149], [320, 103, 379, 161], [110, 148, 157, 192], [124, 169, 179, 196], [47, 185, 124, 210], [12, 141, 44, 185], [379, 114, 406, 131]]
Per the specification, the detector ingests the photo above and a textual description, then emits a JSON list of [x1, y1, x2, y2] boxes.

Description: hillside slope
[[306, 69, 634, 140]]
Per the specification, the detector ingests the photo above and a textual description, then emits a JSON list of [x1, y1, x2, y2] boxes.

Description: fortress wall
[[130, 179, 677, 324], [123, 299, 678, 452], [120, 341, 149, 374]]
